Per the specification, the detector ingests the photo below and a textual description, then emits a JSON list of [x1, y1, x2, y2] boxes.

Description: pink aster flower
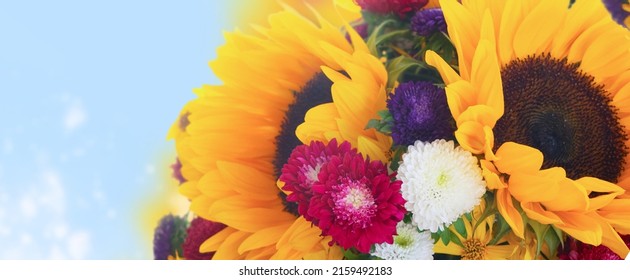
[[182, 217, 226, 260], [308, 153, 407, 253], [279, 139, 356, 220], [559, 235, 630, 260]]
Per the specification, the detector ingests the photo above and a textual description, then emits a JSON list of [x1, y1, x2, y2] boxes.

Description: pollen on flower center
[[436, 172, 448, 187], [462, 238, 486, 260], [394, 235, 413, 248], [332, 181, 377, 228]]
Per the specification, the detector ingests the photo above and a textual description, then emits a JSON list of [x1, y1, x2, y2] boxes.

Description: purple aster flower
[[411, 8, 447, 37], [387, 81, 455, 146], [602, 0, 630, 26], [153, 214, 188, 260]]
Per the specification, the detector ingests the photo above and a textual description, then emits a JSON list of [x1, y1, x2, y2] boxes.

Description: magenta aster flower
[[559, 235, 630, 260], [307, 153, 407, 253], [182, 217, 226, 260], [279, 139, 356, 220]]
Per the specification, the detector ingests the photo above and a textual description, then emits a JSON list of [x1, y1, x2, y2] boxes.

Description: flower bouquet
[[153, 0, 630, 260]]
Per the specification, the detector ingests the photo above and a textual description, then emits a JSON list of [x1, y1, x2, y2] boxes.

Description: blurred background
[[0, 0, 233, 259], [0, 0, 352, 260]]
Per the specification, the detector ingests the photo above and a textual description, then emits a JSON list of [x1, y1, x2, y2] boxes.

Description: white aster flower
[[372, 222, 434, 260], [397, 139, 486, 232]]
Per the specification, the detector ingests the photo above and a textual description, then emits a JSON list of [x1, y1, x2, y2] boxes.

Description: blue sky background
[[0, 0, 231, 259]]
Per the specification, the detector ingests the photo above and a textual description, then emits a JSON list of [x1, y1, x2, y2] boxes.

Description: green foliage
[[365, 109, 394, 135], [527, 220, 563, 259], [385, 56, 428, 90], [170, 215, 190, 258], [342, 248, 373, 260], [452, 216, 468, 240], [388, 145, 408, 172]]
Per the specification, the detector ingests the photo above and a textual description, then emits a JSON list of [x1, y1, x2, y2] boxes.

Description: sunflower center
[[462, 238, 486, 260], [274, 72, 334, 216], [494, 54, 627, 181], [332, 180, 377, 229]]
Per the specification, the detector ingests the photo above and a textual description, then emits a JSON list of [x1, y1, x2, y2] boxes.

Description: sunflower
[[426, 0, 630, 258], [168, 7, 369, 259], [434, 202, 517, 260], [295, 23, 392, 162]]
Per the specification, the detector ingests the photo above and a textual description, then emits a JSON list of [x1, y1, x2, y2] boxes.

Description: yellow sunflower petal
[[555, 212, 602, 246], [597, 217, 630, 258], [521, 202, 563, 225], [455, 121, 488, 154], [513, 0, 566, 58], [212, 230, 251, 260], [238, 225, 289, 254], [541, 178, 589, 212], [441, 0, 480, 80], [597, 198, 630, 235], [485, 245, 518, 260], [296, 103, 341, 144], [480, 160, 505, 190], [508, 167, 565, 203], [576, 177, 626, 211], [470, 39, 503, 117], [212, 208, 294, 233], [433, 238, 464, 256], [496, 188, 525, 238], [580, 25, 630, 81], [425, 50, 462, 85], [496, 0, 523, 64], [494, 142, 543, 175], [357, 135, 388, 163], [445, 80, 478, 120], [550, 0, 608, 59], [200, 227, 238, 253]]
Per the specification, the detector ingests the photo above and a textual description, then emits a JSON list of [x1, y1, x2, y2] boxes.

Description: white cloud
[[38, 170, 65, 215], [2, 169, 97, 259], [19, 196, 38, 219], [64, 100, 87, 132], [20, 234, 33, 245], [67, 231, 91, 259]]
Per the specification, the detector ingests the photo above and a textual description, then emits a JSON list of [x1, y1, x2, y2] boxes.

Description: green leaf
[[439, 228, 452, 246], [342, 248, 371, 260], [527, 220, 549, 258], [366, 19, 396, 56], [385, 56, 427, 89], [376, 109, 392, 120], [543, 226, 561, 259], [488, 214, 512, 246], [449, 231, 463, 247], [365, 119, 381, 130], [552, 225, 564, 248], [388, 146, 406, 171], [453, 217, 467, 239]]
